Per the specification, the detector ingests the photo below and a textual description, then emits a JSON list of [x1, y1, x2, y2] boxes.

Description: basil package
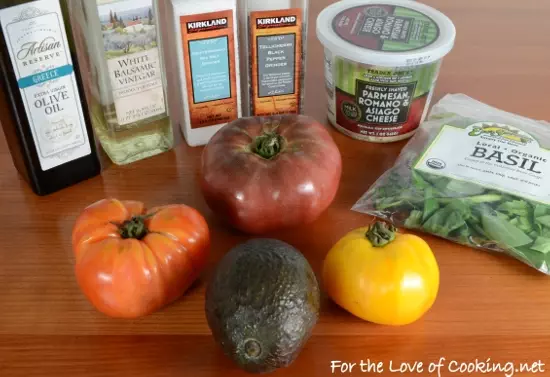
[[353, 94, 550, 274]]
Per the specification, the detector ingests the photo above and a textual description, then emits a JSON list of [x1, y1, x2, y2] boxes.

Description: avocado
[[205, 239, 320, 374]]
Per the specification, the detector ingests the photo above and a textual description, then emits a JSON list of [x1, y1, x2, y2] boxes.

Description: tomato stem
[[252, 132, 284, 159], [366, 222, 397, 247], [119, 216, 149, 240]]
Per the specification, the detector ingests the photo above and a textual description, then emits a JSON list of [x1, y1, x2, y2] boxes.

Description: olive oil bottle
[[69, 0, 173, 165], [0, 0, 101, 195]]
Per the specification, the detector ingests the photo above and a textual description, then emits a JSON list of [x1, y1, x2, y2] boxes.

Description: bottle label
[[98, 0, 167, 127], [0, 0, 92, 171], [180, 10, 239, 129], [249, 9, 303, 116], [331, 4, 440, 52]]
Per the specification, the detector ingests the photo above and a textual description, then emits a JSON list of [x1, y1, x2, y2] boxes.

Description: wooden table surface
[[2, 0, 550, 376]]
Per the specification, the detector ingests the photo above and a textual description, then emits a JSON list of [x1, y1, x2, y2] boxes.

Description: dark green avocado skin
[[205, 239, 321, 374]]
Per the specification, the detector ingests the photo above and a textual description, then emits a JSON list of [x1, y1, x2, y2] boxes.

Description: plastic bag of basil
[[353, 94, 550, 274]]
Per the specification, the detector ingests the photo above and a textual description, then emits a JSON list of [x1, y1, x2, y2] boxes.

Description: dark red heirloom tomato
[[200, 115, 342, 234]]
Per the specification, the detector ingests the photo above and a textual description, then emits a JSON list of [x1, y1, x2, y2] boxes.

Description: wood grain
[[1, 0, 550, 376]]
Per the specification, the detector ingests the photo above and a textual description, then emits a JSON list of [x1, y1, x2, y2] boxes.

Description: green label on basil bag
[[332, 5, 439, 52], [415, 123, 550, 205]]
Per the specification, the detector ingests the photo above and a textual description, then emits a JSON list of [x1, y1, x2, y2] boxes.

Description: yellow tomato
[[322, 222, 439, 326]]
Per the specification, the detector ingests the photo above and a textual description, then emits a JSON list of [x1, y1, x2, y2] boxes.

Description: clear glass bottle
[[69, 0, 173, 165]]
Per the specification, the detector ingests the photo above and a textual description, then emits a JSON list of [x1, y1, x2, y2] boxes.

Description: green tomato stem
[[252, 132, 284, 159], [366, 222, 397, 248], [119, 216, 149, 240]]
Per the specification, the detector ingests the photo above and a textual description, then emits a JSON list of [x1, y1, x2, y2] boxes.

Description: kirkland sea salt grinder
[[166, 0, 242, 147], [240, 0, 309, 117]]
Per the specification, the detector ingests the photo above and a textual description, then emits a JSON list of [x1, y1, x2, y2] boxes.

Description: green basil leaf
[[423, 203, 468, 237], [466, 219, 489, 239], [421, 173, 451, 192], [452, 224, 471, 244], [481, 213, 533, 248], [539, 227, 550, 238], [423, 187, 440, 222], [496, 212, 510, 222], [517, 216, 535, 234], [444, 180, 486, 196], [405, 210, 424, 229], [534, 204, 549, 219], [531, 237, 550, 254], [497, 200, 531, 218], [536, 215, 550, 228], [412, 171, 431, 190], [516, 246, 550, 271]]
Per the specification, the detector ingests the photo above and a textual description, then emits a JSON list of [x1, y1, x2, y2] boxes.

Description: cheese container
[[316, 0, 456, 143]]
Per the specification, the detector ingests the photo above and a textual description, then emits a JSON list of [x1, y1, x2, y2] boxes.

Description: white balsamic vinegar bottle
[[69, 0, 173, 165]]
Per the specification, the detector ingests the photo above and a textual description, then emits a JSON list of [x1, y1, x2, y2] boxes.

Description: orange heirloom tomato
[[323, 222, 439, 326], [72, 199, 210, 319]]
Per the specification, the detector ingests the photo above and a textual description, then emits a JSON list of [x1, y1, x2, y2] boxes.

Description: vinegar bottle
[[0, 0, 101, 196], [69, 0, 173, 165]]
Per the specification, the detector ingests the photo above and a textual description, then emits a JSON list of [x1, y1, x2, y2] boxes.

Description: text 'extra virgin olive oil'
[[0, 0, 101, 196]]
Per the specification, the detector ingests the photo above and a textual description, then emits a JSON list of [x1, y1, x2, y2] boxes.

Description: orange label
[[180, 10, 238, 129], [249, 9, 303, 116]]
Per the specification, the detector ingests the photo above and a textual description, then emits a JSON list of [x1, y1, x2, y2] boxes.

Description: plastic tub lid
[[316, 0, 456, 67]]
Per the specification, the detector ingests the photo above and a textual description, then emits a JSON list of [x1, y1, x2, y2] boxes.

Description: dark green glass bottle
[[0, 0, 101, 195]]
